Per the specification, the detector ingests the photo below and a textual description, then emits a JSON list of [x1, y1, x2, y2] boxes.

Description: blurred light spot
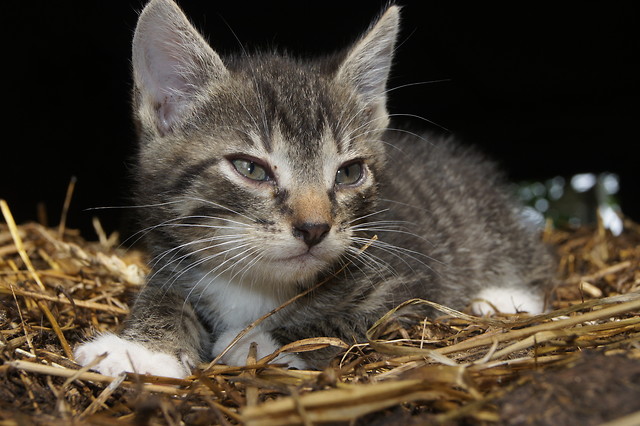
[[571, 173, 596, 193], [534, 198, 549, 212], [519, 186, 534, 201], [569, 217, 581, 227], [531, 182, 546, 197], [601, 173, 619, 195], [521, 206, 545, 228], [599, 205, 623, 236], [548, 176, 565, 200]]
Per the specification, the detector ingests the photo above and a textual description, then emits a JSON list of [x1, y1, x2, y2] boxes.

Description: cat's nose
[[292, 222, 331, 247]]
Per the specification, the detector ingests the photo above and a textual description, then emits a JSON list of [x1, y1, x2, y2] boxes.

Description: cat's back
[[380, 131, 514, 228], [375, 131, 554, 309]]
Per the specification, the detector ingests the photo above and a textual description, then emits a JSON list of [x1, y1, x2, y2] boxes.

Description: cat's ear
[[133, 0, 228, 135], [336, 6, 400, 127]]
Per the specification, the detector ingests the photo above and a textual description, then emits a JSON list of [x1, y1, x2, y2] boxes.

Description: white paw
[[213, 327, 307, 369], [471, 286, 545, 316], [74, 333, 191, 378]]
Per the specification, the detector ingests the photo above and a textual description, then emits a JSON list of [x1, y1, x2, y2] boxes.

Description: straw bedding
[[1, 198, 638, 425]]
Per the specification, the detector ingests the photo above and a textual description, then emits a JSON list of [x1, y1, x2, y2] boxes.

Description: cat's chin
[[261, 252, 333, 283], [276, 252, 317, 263], [274, 252, 326, 270]]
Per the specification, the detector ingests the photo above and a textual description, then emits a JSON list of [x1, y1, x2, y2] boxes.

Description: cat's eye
[[231, 158, 271, 182], [335, 162, 364, 186]]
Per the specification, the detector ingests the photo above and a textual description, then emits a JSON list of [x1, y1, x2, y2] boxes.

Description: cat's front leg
[[74, 332, 193, 378], [74, 286, 207, 378], [212, 327, 308, 369]]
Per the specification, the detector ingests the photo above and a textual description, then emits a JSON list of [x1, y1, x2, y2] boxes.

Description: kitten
[[75, 0, 555, 378]]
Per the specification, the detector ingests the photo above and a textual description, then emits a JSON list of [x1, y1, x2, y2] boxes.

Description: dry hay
[[1, 197, 639, 425]]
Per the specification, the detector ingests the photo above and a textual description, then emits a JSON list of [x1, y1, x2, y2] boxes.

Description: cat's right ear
[[133, 0, 228, 136]]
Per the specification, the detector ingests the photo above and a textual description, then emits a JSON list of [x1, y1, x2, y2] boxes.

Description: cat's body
[[75, 0, 554, 377]]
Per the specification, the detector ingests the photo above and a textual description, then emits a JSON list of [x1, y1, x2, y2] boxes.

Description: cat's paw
[[74, 333, 191, 378], [213, 328, 307, 369], [471, 286, 544, 316]]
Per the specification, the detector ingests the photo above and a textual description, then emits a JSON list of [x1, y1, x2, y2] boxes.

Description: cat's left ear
[[336, 6, 400, 127]]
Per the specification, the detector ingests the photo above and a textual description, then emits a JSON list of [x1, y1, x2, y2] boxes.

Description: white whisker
[[155, 240, 257, 293], [346, 208, 391, 225]]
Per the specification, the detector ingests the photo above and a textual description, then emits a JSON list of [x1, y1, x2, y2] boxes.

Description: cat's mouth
[[277, 252, 316, 263], [273, 247, 332, 266], [267, 244, 338, 276], [264, 251, 328, 281]]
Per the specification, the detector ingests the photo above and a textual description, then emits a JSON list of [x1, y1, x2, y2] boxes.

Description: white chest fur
[[192, 274, 289, 327], [192, 274, 306, 368]]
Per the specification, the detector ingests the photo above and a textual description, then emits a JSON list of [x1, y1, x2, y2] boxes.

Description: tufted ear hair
[[336, 6, 400, 128], [132, 0, 228, 135]]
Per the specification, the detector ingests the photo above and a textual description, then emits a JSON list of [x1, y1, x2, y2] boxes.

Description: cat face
[[132, 0, 399, 287]]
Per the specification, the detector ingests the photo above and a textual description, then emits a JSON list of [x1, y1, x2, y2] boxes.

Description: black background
[[4, 1, 638, 238]]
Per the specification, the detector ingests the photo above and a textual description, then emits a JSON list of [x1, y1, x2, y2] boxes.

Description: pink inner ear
[[132, 0, 228, 135], [137, 31, 196, 134], [154, 93, 179, 136], [335, 6, 399, 110]]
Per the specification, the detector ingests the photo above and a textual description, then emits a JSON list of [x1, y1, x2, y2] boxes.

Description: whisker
[[379, 198, 433, 215], [350, 219, 414, 229], [346, 208, 391, 225], [187, 244, 263, 310], [149, 234, 250, 271], [350, 236, 443, 273], [119, 212, 252, 248], [180, 196, 260, 223], [387, 113, 450, 132], [154, 239, 257, 292], [343, 247, 397, 280], [384, 79, 451, 95], [351, 227, 435, 248]]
